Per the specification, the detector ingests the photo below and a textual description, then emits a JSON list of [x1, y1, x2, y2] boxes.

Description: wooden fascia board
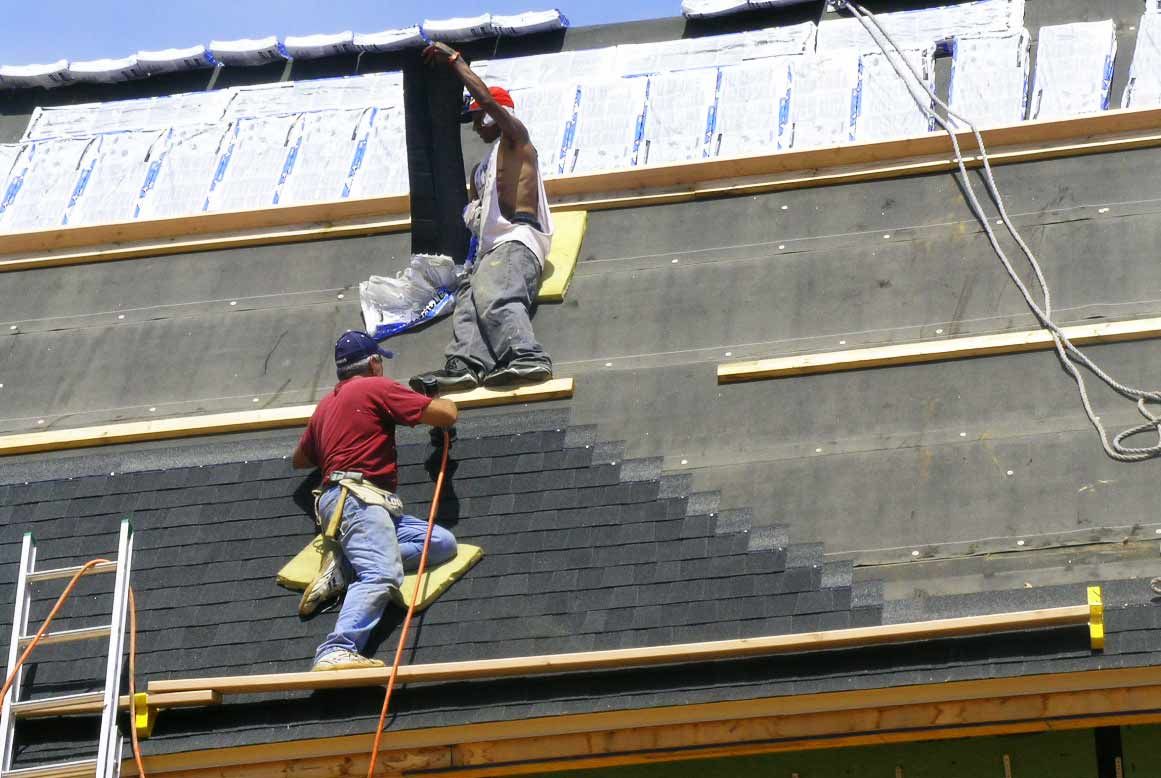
[[5, 107, 1161, 272], [121, 667, 1161, 777], [718, 316, 1161, 383], [429, 707, 1161, 778], [0, 378, 574, 456]]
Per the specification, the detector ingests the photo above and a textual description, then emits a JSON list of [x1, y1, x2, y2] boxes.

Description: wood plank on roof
[[0, 378, 575, 455], [718, 316, 1161, 383], [147, 604, 1090, 696]]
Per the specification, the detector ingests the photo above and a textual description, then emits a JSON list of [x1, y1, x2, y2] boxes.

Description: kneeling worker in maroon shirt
[[293, 331, 459, 671]]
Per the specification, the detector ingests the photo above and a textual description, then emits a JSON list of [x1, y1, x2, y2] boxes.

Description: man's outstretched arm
[[420, 398, 459, 428], [423, 42, 529, 145]]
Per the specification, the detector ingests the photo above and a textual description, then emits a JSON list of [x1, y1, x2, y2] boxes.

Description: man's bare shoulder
[[502, 113, 533, 147]]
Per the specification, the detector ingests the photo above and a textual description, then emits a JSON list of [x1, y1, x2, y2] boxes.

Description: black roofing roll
[[403, 54, 471, 264]]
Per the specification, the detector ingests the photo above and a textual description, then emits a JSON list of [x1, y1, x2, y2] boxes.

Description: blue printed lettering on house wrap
[[778, 65, 792, 148], [1101, 54, 1115, 111], [273, 136, 302, 206], [703, 69, 721, 157], [203, 123, 239, 212], [558, 87, 580, 175], [849, 59, 863, 143], [631, 79, 649, 166]]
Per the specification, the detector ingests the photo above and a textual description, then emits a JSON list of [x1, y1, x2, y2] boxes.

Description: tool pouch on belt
[[311, 474, 405, 538]]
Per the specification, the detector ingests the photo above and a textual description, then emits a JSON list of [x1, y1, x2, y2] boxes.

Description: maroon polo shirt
[[298, 375, 432, 492]]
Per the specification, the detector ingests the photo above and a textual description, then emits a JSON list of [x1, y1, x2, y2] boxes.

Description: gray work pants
[[446, 240, 551, 376]]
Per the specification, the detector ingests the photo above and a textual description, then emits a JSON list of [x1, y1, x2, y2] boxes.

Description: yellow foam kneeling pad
[[277, 539, 483, 613], [401, 544, 483, 610], [537, 210, 588, 302], [278, 534, 335, 591]]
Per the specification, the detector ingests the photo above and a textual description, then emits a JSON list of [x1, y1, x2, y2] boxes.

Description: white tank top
[[474, 142, 554, 267]]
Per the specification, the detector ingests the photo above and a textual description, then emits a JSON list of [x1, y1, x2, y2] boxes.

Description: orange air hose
[[0, 558, 147, 776], [366, 428, 451, 778], [128, 588, 146, 777]]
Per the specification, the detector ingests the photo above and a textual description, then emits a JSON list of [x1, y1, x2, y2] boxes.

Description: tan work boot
[[311, 649, 385, 672]]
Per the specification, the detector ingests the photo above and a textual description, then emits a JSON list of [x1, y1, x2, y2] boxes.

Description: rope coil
[[836, 0, 1161, 461]]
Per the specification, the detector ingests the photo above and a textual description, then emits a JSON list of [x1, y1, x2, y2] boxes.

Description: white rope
[[834, 0, 1161, 461]]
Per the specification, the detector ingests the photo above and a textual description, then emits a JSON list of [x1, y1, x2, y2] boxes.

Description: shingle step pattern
[[0, 415, 874, 762], [0, 419, 862, 687]]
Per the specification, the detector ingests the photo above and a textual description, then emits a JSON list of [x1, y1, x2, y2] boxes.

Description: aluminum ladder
[[0, 519, 134, 778]]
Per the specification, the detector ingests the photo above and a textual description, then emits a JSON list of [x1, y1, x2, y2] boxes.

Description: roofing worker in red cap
[[410, 41, 555, 396], [293, 331, 458, 671]]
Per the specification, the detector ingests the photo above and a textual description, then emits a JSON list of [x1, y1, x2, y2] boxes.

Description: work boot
[[298, 550, 347, 617], [409, 359, 479, 397], [482, 362, 552, 390], [311, 648, 385, 672]]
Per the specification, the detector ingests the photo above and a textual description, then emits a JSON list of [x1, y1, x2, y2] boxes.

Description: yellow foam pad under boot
[[401, 544, 483, 610], [278, 534, 332, 590], [536, 210, 588, 302], [278, 539, 483, 612]]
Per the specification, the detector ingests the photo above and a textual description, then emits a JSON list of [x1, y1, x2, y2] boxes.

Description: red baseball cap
[[460, 86, 515, 122]]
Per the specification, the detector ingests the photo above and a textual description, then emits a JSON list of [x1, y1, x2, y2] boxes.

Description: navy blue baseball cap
[[334, 330, 394, 369]]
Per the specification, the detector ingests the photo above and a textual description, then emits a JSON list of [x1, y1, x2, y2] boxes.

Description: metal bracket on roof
[[132, 690, 221, 739], [133, 693, 157, 739], [1088, 585, 1105, 651]]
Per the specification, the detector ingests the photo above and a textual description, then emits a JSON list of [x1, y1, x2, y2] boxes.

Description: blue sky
[[1, 1, 681, 65]]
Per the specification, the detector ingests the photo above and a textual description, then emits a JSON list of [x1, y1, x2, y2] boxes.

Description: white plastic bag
[[360, 254, 464, 339]]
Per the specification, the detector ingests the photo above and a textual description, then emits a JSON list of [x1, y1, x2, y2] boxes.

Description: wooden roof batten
[[0, 379, 576, 457], [3, 105, 1161, 273], [718, 316, 1161, 382], [146, 603, 1098, 698]]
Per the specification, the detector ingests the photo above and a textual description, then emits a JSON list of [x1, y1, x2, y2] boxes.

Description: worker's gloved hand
[[422, 42, 460, 67], [430, 425, 457, 451]]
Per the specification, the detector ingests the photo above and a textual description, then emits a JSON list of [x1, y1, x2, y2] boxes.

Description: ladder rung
[[2, 758, 97, 778], [26, 562, 117, 583], [18, 625, 110, 648], [10, 692, 105, 718]]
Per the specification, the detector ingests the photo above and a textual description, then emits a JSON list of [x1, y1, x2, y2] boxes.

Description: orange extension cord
[[366, 429, 451, 778], [0, 559, 147, 777]]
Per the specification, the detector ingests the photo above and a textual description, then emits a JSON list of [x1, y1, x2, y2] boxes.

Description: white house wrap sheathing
[[1122, 11, 1161, 108], [855, 47, 936, 142], [949, 31, 1031, 126], [1029, 20, 1117, 120]]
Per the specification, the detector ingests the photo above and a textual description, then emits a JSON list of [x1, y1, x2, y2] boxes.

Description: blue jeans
[[446, 240, 551, 376], [314, 486, 457, 661]]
